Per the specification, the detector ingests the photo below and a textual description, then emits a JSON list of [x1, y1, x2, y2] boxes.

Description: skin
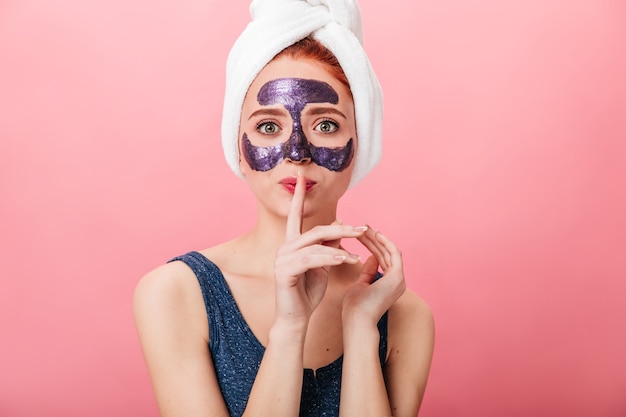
[[241, 77, 355, 172], [133, 56, 435, 417]]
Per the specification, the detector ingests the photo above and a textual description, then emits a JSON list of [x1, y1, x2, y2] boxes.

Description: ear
[[238, 155, 248, 177]]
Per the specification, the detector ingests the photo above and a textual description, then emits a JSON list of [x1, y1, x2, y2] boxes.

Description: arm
[[340, 231, 435, 417], [134, 261, 312, 417], [243, 171, 366, 416], [133, 262, 230, 417], [341, 292, 434, 417], [384, 291, 434, 416], [341, 316, 393, 416]]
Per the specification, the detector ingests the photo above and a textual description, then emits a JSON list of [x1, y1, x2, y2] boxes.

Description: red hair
[[274, 37, 351, 94]]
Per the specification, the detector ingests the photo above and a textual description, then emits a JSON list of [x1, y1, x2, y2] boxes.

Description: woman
[[134, 1, 434, 416]]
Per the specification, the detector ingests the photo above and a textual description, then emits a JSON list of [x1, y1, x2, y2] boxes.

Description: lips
[[279, 177, 316, 194]]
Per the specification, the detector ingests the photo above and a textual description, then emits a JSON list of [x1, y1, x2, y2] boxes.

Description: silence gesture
[[273, 171, 367, 327]]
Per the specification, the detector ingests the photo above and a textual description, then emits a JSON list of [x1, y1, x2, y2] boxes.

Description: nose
[[284, 127, 312, 164], [287, 155, 312, 164]]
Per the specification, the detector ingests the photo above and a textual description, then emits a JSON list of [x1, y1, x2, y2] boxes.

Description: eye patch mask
[[242, 78, 354, 172]]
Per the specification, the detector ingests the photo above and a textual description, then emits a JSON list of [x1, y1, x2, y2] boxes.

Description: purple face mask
[[242, 78, 354, 172]]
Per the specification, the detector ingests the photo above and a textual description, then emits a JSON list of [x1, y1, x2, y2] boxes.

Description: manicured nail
[[354, 226, 368, 232], [334, 255, 347, 261], [349, 253, 361, 260]]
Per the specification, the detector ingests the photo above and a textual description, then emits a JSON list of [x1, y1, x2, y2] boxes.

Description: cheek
[[238, 138, 249, 176], [310, 142, 354, 172]]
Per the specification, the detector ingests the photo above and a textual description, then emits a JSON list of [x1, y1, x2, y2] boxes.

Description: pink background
[[1, 0, 625, 416]]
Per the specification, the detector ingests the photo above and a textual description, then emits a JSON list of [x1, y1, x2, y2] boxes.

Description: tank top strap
[[374, 272, 389, 367], [168, 251, 266, 416], [167, 251, 241, 351], [169, 251, 389, 366]]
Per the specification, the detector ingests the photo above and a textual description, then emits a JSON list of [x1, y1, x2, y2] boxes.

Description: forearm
[[242, 320, 307, 417], [339, 322, 392, 417]]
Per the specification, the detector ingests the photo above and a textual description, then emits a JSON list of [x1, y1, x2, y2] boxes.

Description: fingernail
[[297, 169, 302, 177], [334, 255, 347, 261], [349, 253, 361, 260], [354, 226, 368, 232]]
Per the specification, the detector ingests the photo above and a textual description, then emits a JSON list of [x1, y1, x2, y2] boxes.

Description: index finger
[[285, 170, 306, 241]]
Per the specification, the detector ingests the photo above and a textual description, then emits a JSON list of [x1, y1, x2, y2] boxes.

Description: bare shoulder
[[134, 260, 199, 309], [133, 237, 243, 328], [389, 288, 434, 337], [133, 259, 231, 416], [133, 260, 208, 341]]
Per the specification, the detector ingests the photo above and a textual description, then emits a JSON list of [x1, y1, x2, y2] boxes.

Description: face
[[241, 78, 354, 172], [238, 56, 356, 220]]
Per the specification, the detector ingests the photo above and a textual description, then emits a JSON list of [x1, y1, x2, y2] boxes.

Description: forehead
[[247, 57, 350, 102], [257, 78, 339, 108]]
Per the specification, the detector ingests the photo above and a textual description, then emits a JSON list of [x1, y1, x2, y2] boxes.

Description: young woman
[[134, 2, 434, 416]]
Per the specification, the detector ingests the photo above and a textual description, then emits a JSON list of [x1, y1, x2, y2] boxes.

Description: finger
[[281, 224, 368, 253], [357, 233, 385, 270], [366, 227, 393, 270], [285, 171, 306, 241], [357, 226, 388, 270], [352, 233, 406, 314], [357, 255, 380, 285], [375, 232, 402, 271], [276, 246, 362, 277], [375, 231, 392, 269], [324, 219, 344, 249], [373, 232, 406, 294]]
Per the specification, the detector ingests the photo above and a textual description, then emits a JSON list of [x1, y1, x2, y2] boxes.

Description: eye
[[314, 119, 339, 133], [257, 121, 281, 135]]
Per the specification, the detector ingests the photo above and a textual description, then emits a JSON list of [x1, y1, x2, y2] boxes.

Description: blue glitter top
[[169, 251, 388, 417]]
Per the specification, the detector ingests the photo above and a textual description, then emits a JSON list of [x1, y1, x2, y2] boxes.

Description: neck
[[237, 203, 338, 277]]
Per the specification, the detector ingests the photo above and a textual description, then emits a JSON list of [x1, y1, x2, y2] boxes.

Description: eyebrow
[[305, 107, 348, 120], [248, 108, 287, 120], [248, 106, 348, 121]]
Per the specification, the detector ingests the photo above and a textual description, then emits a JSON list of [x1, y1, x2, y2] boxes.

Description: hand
[[342, 228, 407, 326], [273, 172, 367, 327]]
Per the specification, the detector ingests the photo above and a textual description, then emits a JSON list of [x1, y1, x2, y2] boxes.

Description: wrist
[[341, 307, 380, 330], [342, 321, 380, 350], [269, 317, 309, 346]]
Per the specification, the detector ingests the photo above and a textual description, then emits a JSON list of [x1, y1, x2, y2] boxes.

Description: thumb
[[357, 255, 379, 285]]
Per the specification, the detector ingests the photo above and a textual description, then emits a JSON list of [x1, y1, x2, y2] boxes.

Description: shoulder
[[386, 288, 435, 371], [133, 259, 231, 416], [134, 259, 199, 310], [133, 258, 208, 341], [387, 289, 435, 355], [389, 289, 434, 334]]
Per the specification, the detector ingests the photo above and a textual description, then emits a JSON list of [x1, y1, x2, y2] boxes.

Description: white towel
[[221, 0, 383, 188]]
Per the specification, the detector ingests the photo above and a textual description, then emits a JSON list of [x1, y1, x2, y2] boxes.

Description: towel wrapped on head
[[222, 0, 383, 188]]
